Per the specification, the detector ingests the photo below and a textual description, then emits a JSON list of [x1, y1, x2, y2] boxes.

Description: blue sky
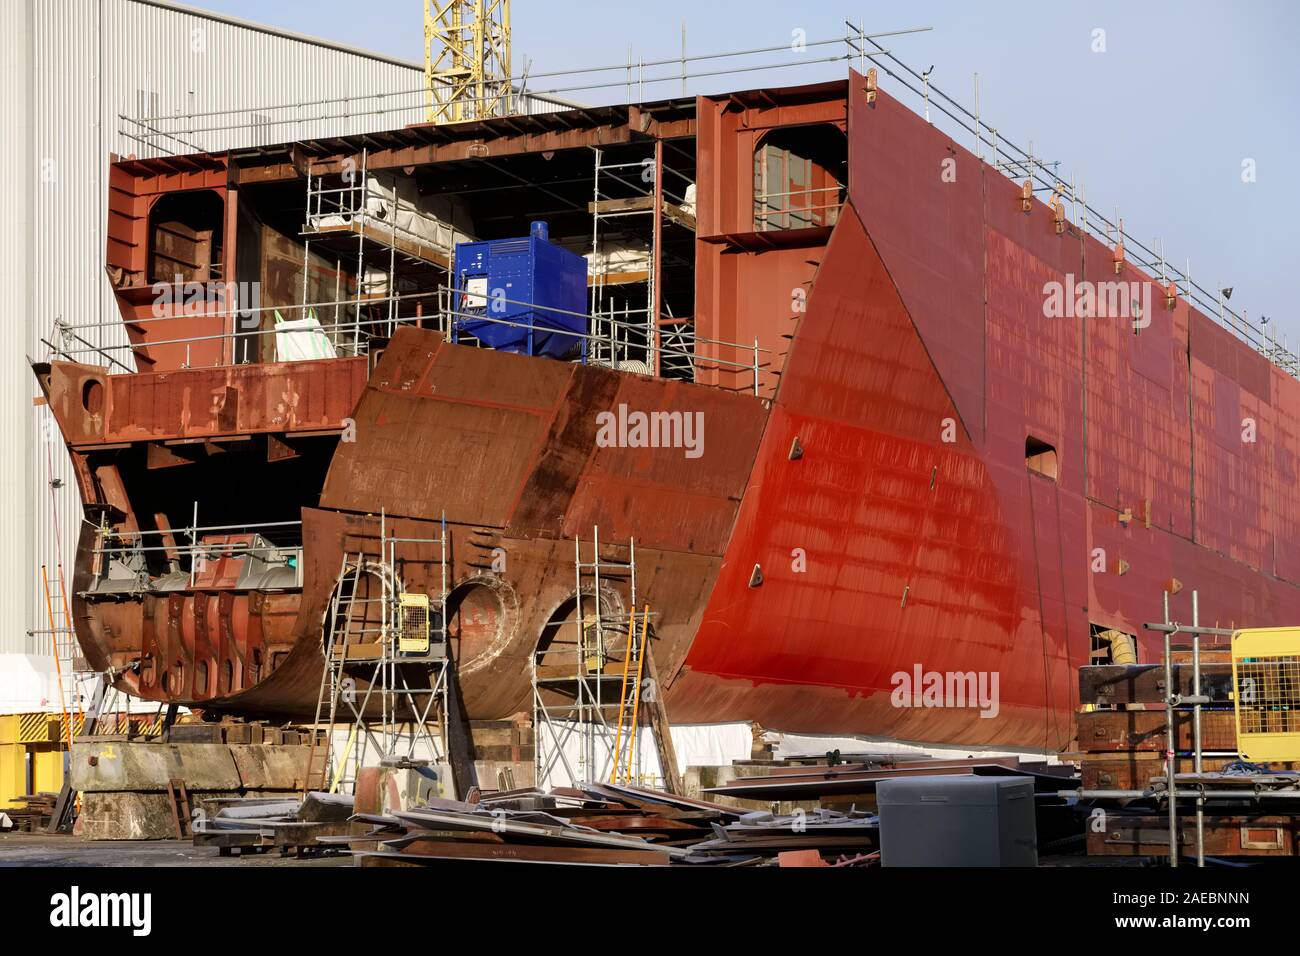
[[192, 0, 1299, 346]]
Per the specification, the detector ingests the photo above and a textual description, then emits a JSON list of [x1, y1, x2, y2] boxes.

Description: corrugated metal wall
[[6, 0, 562, 660], [0, 1, 35, 660]]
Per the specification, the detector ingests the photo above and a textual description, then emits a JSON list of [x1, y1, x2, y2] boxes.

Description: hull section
[[45, 73, 1300, 752]]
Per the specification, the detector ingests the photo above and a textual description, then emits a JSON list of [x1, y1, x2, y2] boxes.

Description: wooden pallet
[[1089, 813, 1300, 858], [5, 793, 56, 832], [1079, 664, 1233, 706], [1077, 709, 1239, 752]]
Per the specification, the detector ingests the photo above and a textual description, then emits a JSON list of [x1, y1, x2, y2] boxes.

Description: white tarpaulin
[[274, 309, 336, 362], [765, 731, 1052, 763], [586, 241, 649, 280], [316, 173, 475, 294], [536, 721, 754, 791], [359, 173, 474, 253], [0, 653, 59, 713]]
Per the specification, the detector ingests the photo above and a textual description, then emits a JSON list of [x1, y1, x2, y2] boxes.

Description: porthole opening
[[1026, 436, 1058, 481]]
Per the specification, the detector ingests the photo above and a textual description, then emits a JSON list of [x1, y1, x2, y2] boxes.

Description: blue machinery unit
[[452, 221, 589, 358]]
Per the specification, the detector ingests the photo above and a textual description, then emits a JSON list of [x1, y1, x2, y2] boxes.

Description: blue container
[[452, 221, 589, 358]]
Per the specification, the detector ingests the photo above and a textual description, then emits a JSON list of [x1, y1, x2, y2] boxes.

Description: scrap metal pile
[[0, 793, 57, 832], [190, 754, 1079, 866], [192, 791, 356, 857], [340, 782, 879, 867], [701, 756, 1076, 804]]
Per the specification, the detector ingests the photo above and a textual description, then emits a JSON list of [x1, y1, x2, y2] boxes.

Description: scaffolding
[[1078, 588, 1229, 867], [532, 529, 644, 787], [1142, 589, 1230, 869], [304, 513, 451, 797], [588, 145, 697, 381], [49, 132, 772, 390], [299, 149, 454, 359]]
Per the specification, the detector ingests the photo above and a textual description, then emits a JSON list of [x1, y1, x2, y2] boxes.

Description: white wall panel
[[4, 0, 564, 681]]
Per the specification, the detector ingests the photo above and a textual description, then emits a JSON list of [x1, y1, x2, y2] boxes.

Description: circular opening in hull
[[81, 379, 104, 415], [447, 581, 505, 666], [535, 589, 627, 672]]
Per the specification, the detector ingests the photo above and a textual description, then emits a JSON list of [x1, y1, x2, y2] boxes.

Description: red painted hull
[[670, 74, 1300, 749], [47, 72, 1300, 752]]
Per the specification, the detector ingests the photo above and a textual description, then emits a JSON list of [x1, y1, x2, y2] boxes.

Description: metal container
[[452, 221, 588, 357], [876, 775, 1038, 867]]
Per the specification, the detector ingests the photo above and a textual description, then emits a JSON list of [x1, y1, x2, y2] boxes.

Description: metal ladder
[[531, 530, 684, 793], [609, 606, 649, 784], [302, 555, 365, 794], [38, 564, 81, 749]]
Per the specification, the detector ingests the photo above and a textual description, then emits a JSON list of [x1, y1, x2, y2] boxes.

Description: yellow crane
[[424, 0, 512, 124]]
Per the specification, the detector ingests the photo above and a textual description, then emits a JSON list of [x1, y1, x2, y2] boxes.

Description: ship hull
[[42, 71, 1300, 752]]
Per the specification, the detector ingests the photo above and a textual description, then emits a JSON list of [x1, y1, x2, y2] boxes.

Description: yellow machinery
[[398, 592, 432, 655], [1231, 627, 1300, 761], [0, 713, 73, 810]]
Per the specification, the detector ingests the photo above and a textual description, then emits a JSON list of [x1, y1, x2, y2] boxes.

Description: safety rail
[[102, 26, 1286, 379], [843, 22, 1296, 378], [115, 31, 922, 156], [45, 286, 772, 396], [89, 515, 303, 593], [753, 185, 844, 230]]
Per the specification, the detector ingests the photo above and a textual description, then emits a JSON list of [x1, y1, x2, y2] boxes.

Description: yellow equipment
[[1231, 627, 1300, 761], [0, 713, 68, 810], [424, 0, 512, 124], [398, 592, 431, 654]]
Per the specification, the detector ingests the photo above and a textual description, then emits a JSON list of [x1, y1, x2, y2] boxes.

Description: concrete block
[[80, 790, 239, 840], [229, 745, 310, 790], [71, 741, 242, 792]]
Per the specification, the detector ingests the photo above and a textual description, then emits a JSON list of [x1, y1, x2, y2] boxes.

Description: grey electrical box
[[876, 774, 1038, 867]]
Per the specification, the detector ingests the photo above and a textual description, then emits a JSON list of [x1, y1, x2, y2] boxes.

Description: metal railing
[[753, 185, 845, 230], [115, 30, 925, 156], [843, 21, 1296, 378], [88, 514, 304, 594], [101, 24, 1287, 379], [46, 285, 772, 396]]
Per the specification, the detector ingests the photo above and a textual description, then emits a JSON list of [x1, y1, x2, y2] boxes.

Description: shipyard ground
[[0, 832, 348, 867], [0, 830, 1142, 868]]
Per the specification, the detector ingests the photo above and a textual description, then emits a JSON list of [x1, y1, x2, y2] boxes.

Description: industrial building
[[0, 0, 562, 710]]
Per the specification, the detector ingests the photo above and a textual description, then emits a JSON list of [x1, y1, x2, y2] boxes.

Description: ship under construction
[[33, 48, 1300, 758]]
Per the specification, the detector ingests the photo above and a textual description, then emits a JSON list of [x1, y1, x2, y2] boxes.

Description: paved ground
[[0, 832, 350, 867]]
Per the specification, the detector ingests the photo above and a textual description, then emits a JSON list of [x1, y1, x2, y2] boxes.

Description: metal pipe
[[1164, 590, 1178, 867], [100, 519, 303, 538], [1076, 789, 1300, 800], [1192, 589, 1205, 868]]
